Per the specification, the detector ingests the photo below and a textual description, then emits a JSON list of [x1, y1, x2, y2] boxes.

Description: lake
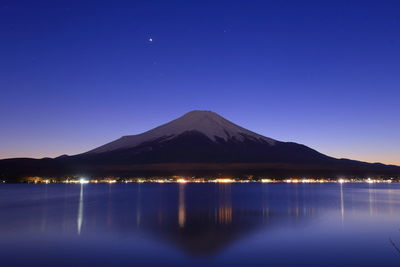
[[0, 183, 399, 266]]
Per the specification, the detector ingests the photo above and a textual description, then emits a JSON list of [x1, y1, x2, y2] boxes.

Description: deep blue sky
[[1, 0, 399, 165]]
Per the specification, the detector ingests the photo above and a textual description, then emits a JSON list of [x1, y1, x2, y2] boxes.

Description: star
[[149, 37, 153, 42]]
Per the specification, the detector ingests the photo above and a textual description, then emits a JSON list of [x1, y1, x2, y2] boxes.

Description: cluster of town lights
[[22, 177, 395, 184]]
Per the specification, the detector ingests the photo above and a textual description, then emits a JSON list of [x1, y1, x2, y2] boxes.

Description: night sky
[[1, 0, 399, 165]]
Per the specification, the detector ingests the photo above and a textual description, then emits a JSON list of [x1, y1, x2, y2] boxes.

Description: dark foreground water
[[0, 183, 400, 266]]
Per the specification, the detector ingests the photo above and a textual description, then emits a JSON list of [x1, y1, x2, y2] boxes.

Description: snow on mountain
[[87, 110, 277, 154]]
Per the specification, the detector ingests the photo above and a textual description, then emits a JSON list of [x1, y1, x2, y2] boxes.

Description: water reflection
[[1, 183, 400, 266], [40, 184, 48, 232], [216, 184, 232, 224], [340, 183, 345, 224], [368, 184, 377, 215], [136, 183, 141, 228], [77, 184, 84, 235], [178, 183, 186, 228]]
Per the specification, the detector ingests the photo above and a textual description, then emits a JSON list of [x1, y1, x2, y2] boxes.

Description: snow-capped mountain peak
[[87, 110, 276, 154]]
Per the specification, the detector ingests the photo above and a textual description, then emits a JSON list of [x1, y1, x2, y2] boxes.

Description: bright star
[[149, 37, 153, 42]]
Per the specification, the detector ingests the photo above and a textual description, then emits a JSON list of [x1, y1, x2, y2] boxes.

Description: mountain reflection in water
[[0, 183, 399, 266]]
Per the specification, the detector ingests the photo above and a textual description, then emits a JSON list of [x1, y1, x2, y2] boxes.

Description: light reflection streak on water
[[77, 184, 84, 235], [388, 188, 394, 215], [40, 184, 48, 232], [368, 185, 374, 215], [178, 183, 186, 228], [217, 184, 232, 224], [136, 183, 141, 228], [262, 184, 269, 222], [107, 184, 113, 227], [340, 183, 345, 224]]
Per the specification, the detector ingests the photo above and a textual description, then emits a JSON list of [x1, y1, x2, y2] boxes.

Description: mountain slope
[[74, 130, 331, 164], [87, 110, 276, 154], [73, 110, 333, 165]]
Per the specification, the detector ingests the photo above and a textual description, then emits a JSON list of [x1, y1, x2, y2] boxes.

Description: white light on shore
[[338, 179, 345, 184], [79, 178, 89, 184], [215, 178, 235, 183]]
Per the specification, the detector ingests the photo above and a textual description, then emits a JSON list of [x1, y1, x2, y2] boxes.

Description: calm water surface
[[0, 183, 399, 266]]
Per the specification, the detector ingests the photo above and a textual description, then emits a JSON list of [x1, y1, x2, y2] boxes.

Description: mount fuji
[[87, 110, 276, 154], [1, 110, 399, 179], [77, 110, 330, 164]]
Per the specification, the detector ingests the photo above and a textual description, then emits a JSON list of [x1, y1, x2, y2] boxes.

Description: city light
[[261, 179, 273, 183], [214, 178, 235, 183], [20, 176, 398, 184], [79, 178, 89, 184]]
